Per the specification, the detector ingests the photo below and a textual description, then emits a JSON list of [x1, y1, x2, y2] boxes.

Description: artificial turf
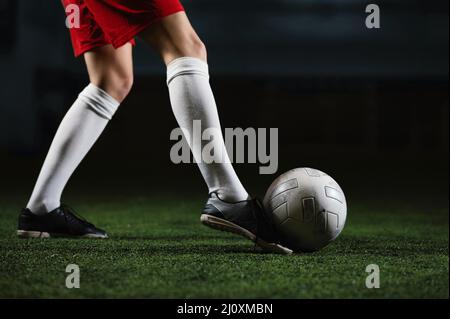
[[0, 192, 448, 299]]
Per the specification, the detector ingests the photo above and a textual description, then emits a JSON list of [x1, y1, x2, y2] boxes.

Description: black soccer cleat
[[200, 193, 293, 254], [17, 205, 108, 239]]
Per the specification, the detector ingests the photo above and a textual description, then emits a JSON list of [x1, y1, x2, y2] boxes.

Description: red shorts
[[62, 0, 184, 57]]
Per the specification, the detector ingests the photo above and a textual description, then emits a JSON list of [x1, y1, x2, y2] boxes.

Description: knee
[[176, 35, 207, 62], [113, 76, 134, 102], [187, 37, 207, 61], [92, 74, 134, 103]]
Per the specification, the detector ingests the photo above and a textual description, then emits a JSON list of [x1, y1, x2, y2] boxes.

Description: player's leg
[[19, 44, 133, 238], [140, 12, 249, 203], [139, 13, 290, 253], [84, 44, 134, 103]]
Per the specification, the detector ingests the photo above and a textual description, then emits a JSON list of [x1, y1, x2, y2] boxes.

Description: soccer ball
[[263, 168, 347, 252]]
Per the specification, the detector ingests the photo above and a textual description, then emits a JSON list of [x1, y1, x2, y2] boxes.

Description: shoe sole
[[200, 214, 293, 255], [16, 230, 108, 239]]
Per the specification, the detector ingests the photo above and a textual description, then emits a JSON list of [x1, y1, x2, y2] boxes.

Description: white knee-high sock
[[167, 57, 249, 202], [27, 84, 119, 214]]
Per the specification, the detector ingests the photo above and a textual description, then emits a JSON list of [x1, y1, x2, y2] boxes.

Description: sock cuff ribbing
[[166, 57, 209, 85], [78, 83, 120, 120]]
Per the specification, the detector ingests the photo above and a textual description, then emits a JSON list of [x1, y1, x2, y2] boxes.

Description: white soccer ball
[[263, 168, 347, 252]]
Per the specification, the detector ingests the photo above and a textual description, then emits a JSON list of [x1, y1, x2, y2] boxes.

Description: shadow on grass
[[2, 239, 270, 258], [4, 230, 448, 257], [146, 243, 273, 255], [3, 237, 274, 256], [112, 234, 237, 241]]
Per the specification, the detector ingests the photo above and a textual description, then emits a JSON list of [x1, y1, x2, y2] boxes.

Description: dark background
[[0, 0, 448, 208]]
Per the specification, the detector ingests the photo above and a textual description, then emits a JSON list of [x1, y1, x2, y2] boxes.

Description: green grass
[[0, 194, 448, 298]]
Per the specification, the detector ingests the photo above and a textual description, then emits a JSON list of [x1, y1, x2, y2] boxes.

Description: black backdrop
[[0, 0, 448, 205]]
